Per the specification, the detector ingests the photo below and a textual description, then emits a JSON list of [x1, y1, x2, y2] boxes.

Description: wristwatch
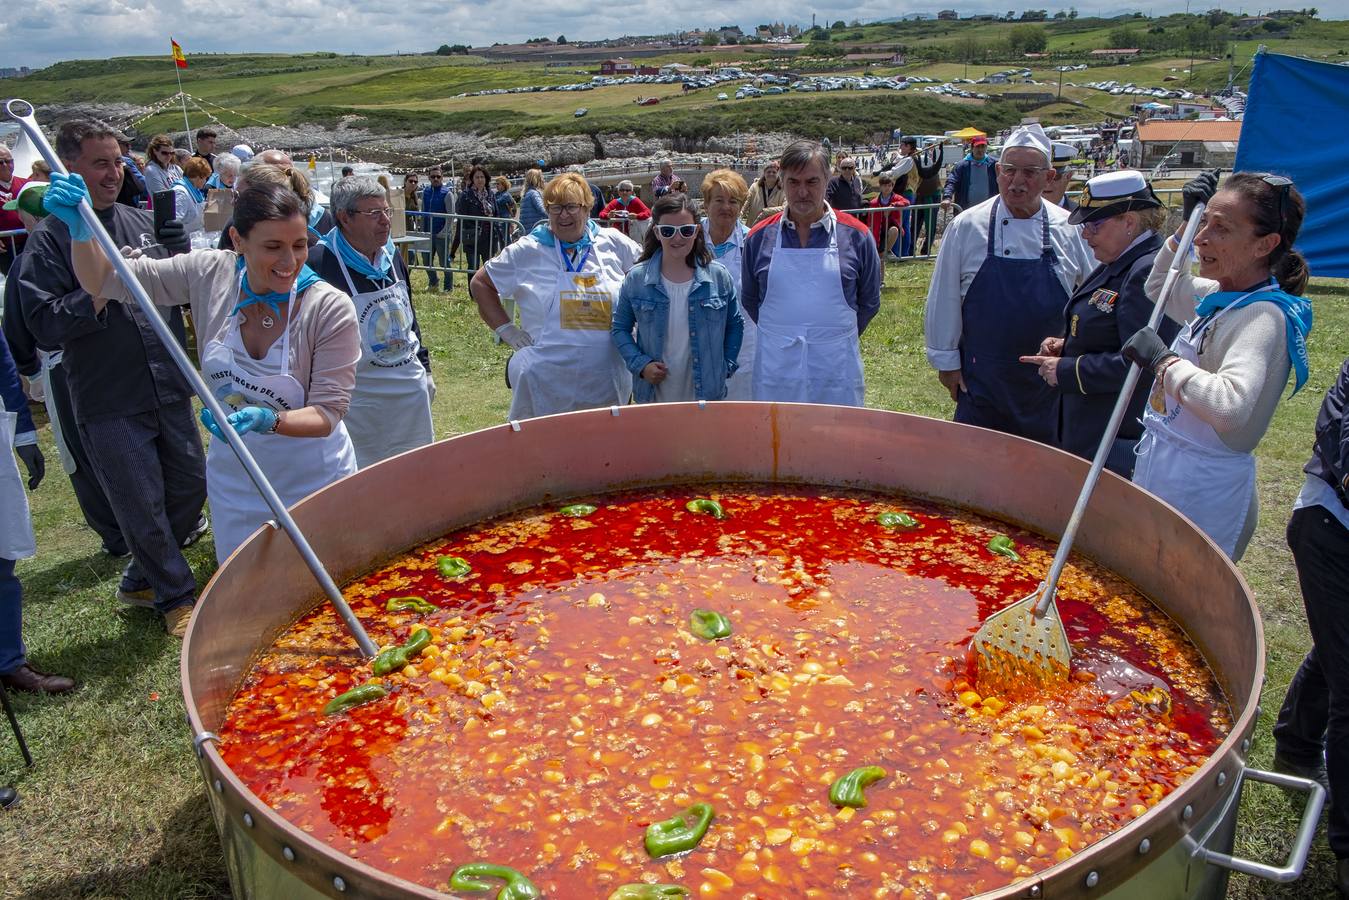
[[266, 411, 282, 434]]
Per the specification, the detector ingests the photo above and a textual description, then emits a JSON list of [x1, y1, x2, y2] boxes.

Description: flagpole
[[172, 39, 194, 152]]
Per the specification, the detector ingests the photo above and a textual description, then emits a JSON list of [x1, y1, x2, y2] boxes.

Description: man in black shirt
[[18, 120, 207, 637], [192, 128, 217, 172]]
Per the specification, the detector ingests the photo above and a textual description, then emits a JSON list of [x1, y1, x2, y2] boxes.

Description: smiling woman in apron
[[470, 172, 641, 421], [53, 175, 361, 565], [1122, 171, 1313, 561], [311, 175, 433, 468], [739, 141, 882, 408], [699, 168, 754, 401]]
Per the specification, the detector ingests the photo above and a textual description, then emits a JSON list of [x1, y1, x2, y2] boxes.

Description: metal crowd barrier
[[396, 210, 526, 283], [832, 201, 962, 263]]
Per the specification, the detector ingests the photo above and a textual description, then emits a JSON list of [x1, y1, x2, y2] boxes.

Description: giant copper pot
[[181, 403, 1322, 899]]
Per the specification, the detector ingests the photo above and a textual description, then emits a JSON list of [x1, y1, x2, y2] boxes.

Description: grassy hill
[[4, 14, 1347, 154]]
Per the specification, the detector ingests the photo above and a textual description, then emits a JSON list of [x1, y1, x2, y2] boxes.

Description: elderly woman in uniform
[[1020, 171, 1179, 477], [46, 172, 360, 565], [470, 172, 642, 420], [699, 168, 754, 401], [1121, 171, 1313, 560], [310, 175, 434, 468]]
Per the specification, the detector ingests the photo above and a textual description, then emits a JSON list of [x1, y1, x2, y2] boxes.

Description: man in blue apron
[[311, 176, 434, 468], [740, 140, 882, 407], [924, 123, 1096, 444]]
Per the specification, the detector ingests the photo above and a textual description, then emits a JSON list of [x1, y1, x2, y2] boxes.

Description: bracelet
[[267, 411, 282, 434]]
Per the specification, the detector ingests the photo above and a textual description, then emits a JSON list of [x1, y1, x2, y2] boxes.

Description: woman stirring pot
[[1122, 171, 1313, 560], [47, 171, 360, 564]]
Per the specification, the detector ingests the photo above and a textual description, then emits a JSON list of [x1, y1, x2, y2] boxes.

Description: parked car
[[574, 107, 588, 117]]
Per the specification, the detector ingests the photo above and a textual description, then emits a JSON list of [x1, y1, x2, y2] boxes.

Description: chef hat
[[1068, 170, 1162, 226], [1002, 123, 1051, 165], [1052, 142, 1076, 168]]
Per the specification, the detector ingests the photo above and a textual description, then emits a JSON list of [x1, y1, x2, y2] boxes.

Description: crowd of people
[[1, 117, 1343, 878]]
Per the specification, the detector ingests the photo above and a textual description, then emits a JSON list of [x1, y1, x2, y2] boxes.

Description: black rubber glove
[[1122, 327, 1179, 374], [16, 443, 45, 490], [157, 218, 191, 257], [1181, 170, 1220, 220]]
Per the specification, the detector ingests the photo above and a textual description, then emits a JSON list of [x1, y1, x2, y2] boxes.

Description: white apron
[[751, 217, 864, 406], [202, 280, 357, 564], [506, 241, 631, 420], [38, 350, 76, 475], [705, 219, 757, 402], [0, 410, 36, 561], [1133, 292, 1268, 559], [332, 252, 433, 468]]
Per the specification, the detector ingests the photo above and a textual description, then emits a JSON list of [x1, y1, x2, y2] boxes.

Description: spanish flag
[[171, 39, 187, 69]]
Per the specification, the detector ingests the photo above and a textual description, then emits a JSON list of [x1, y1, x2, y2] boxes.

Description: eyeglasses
[[840, 165, 856, 171], [548, 203, 584, 215], [619, 188, 633, 193], [655, 223, 699, 239], [1079, 217, 1114, 236], [0, 158, 12, 166], [350, 208, 393, 221], [1261, 174, 1293, 239], [429, 175, 443, 180], [998, 164, 1048, 179]]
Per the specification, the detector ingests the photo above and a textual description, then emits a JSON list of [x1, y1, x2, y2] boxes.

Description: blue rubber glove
[[199, 407, 227, 440], [226, 406, 279, 436], [42, 172, 94, 242]]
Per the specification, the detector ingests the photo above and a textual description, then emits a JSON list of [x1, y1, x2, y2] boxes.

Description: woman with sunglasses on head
[[45, 171, 361, 565], [598, 180, 651, 238], [1121, 171, 1313, 561], [611, 193, 743, 404], [142, 134, 182, 198], [470, 172, 641, 420], [1019, 171, 1181, 478]]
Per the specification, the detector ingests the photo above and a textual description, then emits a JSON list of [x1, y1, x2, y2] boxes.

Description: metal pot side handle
[[1198, 767, 1326, 883]]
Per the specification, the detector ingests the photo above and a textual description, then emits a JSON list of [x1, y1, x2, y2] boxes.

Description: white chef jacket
[[924, 196, 1096, 372]]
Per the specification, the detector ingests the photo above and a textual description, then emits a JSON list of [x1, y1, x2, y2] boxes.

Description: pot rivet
[[213, 779, 222, 794], [283, 846, 295, 862], [1030, 886, 1042, 898], [1217, 772, 1228, 787], [1086, 871, 1099, 888], [1241, 738, 1250, 754], [1139, 838, 1151, 855], [1183, 805, 1194, 821], [1256, 705, 1263, 718], [333, 876, 347, 892], [243, 813, 254, 828]]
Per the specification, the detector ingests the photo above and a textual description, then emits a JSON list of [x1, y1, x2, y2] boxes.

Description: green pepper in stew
[[987, 534, 1022, 562], [448, 862, 542, 900], [644, 802, 715, 858], [607, 886, 689, 899], [558, 503, 597, 517], [385, 596, 436, 614], [684, 498, 726, 519], [322, 682, 388, 716], [876, 511, 920, 530], [437, 555, 472, 579], [688, 609, 733, 641], [371, 627, 432, 676], [828, 765, 887, 809]]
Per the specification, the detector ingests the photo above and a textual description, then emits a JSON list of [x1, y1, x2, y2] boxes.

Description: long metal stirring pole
[[1033, 200, 1208, 618], [5, 99, 377, 658]]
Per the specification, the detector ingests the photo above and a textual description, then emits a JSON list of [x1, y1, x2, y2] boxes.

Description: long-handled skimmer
[[5, 99, 377, 658], [971, 199, 1208, 689]]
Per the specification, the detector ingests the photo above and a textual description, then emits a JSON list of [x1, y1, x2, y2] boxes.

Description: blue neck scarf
[[965, 153, 994, 167], [205, 173, 225, 191], [306, 203, 325, 236], [231, 257, 322, 319], [529, 219, 598, 252], [701, 217, 744, 259], [1195, 280, 1313, 394], [321, 226, 395, 282], [181, 180, 206, 204]]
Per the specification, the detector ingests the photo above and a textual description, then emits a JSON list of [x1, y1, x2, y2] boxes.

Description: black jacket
[[1306, 356, 1349, 506], [18, 205, 191, 424], [1051, 232, 1180, 460], [825, 176, 864, 213]]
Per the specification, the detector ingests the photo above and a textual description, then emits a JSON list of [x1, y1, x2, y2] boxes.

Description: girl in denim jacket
[[611, 194, 744, 404]]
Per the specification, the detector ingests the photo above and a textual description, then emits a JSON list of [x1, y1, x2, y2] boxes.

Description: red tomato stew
[[219, 486, 1230, 898]]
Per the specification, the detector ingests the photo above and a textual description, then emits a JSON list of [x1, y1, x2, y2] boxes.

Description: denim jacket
[[611, 252, 744, 403]]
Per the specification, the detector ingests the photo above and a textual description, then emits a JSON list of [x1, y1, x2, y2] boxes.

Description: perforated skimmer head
[[972, 584, 1071, 693]]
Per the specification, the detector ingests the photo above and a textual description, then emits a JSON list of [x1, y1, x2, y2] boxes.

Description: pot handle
[[1197, 767, 1325, 882]]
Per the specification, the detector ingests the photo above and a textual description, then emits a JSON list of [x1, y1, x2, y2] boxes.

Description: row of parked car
[[1079, 79, 1196, 100]]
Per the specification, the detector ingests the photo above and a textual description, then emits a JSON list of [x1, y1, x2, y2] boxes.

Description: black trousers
[[77, 400, 207, 612], [1273, 504, 1349, 858], [47, 363, 127, 555]]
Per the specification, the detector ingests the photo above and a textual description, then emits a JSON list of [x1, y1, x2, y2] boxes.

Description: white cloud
[[3, 0, 1326, 70]]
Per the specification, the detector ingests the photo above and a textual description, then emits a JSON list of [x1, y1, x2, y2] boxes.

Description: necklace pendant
[[261, 315, 275, 329]]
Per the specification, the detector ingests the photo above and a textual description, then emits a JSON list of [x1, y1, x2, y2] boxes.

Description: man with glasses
[[0, 146, 27, 272], [825, 156, 864, 214], [420, 167, 455, 292], [924, 123, 1095, 444], [310, 176, 434, 467], [1042, 142, 1078, 211]]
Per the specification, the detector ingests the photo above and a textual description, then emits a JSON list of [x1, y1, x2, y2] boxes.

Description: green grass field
[[0, 259, 1344, 898]]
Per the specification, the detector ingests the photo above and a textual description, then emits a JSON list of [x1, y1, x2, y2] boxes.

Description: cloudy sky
[[4, 1, 1345, 70]]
